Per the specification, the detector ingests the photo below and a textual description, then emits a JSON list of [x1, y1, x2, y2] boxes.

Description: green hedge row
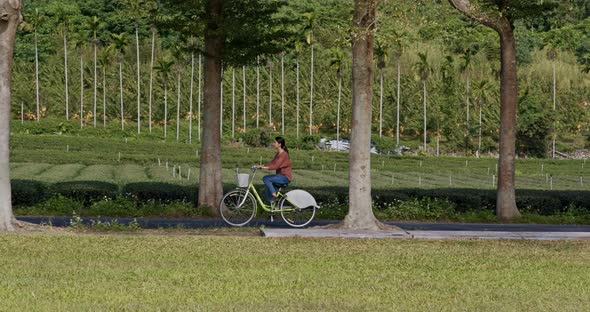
[[11, 179, 590, 215]]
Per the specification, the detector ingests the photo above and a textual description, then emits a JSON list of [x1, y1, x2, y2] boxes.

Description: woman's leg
[[262, 175, 277, 203], [262, 175, 290, 203]]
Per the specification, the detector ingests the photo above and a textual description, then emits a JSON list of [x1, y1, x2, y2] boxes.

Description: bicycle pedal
[[270, 215, 274, 222]]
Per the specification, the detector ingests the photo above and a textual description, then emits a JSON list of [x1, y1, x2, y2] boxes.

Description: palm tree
[[186, 36, 199, 143], [329, 47, 344, 150], [460, 51, 474, 146], [472, 79, 493, 157], [414, 52, 432, 152], [390, 29, 407, 145], [72, 32, 87, 128], [281, 52, 285, 135], [294, 41, 304, 138], [111, 33, 129, 130], [123, 0, 144, 134], [547, 46, 558, 159], [147, 0, 160, 133], [242, 65, 247, 132], [267, 58, 273, 126], [86, 16, 101, 128], [55, 9, 70, 120], [256, 56, 260, 128], [21, 8, 45, 122], [198, 53, 202, 140], [375, 35, 390, 138], [232, 67, 236, 137], [303, 11, 316, 135], [154, 57, 174, 139], [171, 45, 186, 142], [98, 46, 113, 127]]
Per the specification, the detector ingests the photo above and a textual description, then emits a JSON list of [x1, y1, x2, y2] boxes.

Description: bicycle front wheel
[[279, 198, 316, 228], [219, 190, 256, 226]]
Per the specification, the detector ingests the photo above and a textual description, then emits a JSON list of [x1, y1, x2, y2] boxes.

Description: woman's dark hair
[[275, 136, 288, 153]]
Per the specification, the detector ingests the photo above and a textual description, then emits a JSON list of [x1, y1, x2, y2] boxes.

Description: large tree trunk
[[0, 0, 22, 232], [496, 22, 520, 220], [448, 0, 521, 221], [198, 0, 224, 213], [340, 0, 389, 230]]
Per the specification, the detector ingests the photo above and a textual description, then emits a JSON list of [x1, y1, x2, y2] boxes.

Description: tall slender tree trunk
[[1, 0, 22, 232], [102, 67, 106, 127], [396, 59, 401, 145], [336, 72, 341, 150], [281, 53, 285, 134], [309, 42, 314, 135], [93, 35, 97, 127], [34, 30, 40, 122], [164, 81, 168, 138], [340, 0, 388, 230], [379, 68, 383, 137], [198, 54, 202, 140], [149, 28, 156, 133], [135, 23, 141, 134], [119, 61, 124, 130], [64, 31, 69, 120], [189, 53, 195, 144], [242, 65, 246, 132], [496, 22, 520, 220], [552, 61, 556, 159], [199, 0, 224, 212], [268, 61, 272, 126], [478, 99, 482, 157], [256, 56, 260, 128], [231, 67, 235, 137], [220, 64, 223, 135], [423, 81, 427, 151], [80, 52, 84, 128], [296, 58, 300, 138], [176, 70, 181, 141], [466, 76, 470, 138]]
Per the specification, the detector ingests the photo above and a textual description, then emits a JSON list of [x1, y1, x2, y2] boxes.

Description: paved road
[[17, 216, 590, 232]]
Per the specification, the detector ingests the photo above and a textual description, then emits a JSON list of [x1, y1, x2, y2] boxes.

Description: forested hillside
[[12, 0, 590, 156]]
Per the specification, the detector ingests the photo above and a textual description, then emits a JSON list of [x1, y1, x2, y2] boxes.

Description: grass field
[[0, 233, 588, 311], [9, 134, 590, 191]]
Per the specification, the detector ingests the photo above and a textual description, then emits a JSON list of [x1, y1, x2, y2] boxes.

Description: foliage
[[516, 90, 554, 157]]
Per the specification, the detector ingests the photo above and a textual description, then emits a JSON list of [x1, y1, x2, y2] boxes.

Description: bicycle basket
[[237, 173, 250, 187]]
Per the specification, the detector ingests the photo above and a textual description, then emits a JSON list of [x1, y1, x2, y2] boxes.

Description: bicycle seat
[[273, 182, 289, 188]]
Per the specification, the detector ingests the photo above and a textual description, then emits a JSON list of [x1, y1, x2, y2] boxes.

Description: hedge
[[10, 179, 590, 215]]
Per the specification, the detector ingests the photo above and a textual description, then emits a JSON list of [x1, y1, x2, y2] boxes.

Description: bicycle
[[219, 167, 320, 227]]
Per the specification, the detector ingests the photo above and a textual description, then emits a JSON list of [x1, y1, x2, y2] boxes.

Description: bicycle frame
[[238, 168, 294, 213]]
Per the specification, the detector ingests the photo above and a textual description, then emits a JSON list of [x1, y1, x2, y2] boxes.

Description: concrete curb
[[261, 228, 590, 240]]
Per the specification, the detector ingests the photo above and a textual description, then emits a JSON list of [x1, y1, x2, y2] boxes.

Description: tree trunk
[[119, 61, 124, 130], [34, 30, 40, 122], [242, 65, 246, 132], [189, 53, 194, 144], [232, 67, 235, 137], [268, 61, 272, 126], [496, 22, 520, 220], [379, 68, 383, 137], [552, 61, 556, 159], [309, 41, 314, 135], [281, 53, 285, 135], [340, 0, 388, 230], [423, 81, 427, 151], [256, 56, 260, 128], [337, 72, 341, 150], [149, 28, 156, 133], [102, 67, 106, 127], [164, 81, 168, 138], [176, 70, 181, 141], [296, 58, 299, 138], [135, 23, 141, 134], [64, 31, 69, 120], [220, 64, 223, 135], [396, 59, 400, 145], [198, 54, 202, 140], [478, 99, 482, 157], [93, 35, 97, 128], [80, 52, 84, 128], [0, 0, 22, 232], [198, 0, 224, 213]]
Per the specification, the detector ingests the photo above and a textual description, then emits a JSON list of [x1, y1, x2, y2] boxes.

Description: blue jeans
[[262, 174, 289, 203]]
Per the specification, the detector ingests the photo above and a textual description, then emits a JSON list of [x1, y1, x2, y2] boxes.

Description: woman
[[256, 136, 292, 204]]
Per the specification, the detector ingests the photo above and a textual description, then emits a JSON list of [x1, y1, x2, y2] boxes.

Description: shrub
[[379, 197, 457, 221], [122, 182, 197, 203], [11, 179, 47, 206], [49, 181, 119, 205], [87, 196, 137, 217], [20, 194, 84, 216]]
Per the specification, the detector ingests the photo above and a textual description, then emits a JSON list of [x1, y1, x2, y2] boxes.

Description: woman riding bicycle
[[255, 136, 292, 204]]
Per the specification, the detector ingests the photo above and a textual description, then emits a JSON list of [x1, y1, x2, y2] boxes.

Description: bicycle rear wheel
[[279, 197, 316, 228], [219, 190, 256, 226]]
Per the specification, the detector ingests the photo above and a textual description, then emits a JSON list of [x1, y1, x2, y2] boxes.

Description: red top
[[264, 151, 292, 181]]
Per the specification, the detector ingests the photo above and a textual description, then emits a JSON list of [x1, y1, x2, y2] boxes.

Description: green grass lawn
[[0, 233, 589, 311]]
